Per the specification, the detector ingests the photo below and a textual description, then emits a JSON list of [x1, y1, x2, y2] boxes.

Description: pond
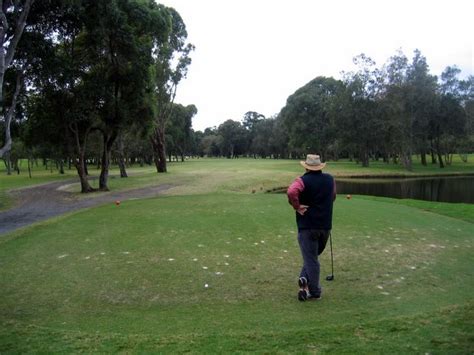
[[335, 176, 474, 204]]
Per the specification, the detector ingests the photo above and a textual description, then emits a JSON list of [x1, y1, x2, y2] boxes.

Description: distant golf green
[[1, 158, 473, 353]]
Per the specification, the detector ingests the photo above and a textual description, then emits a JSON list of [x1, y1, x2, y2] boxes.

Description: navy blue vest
[[296, 171, 334, 230]]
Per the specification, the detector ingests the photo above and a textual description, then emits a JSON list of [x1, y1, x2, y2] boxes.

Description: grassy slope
[[0, 192, 473, 353]]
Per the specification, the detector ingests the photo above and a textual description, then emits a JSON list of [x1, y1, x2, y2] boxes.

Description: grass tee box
[[1, 190, 473, 352]]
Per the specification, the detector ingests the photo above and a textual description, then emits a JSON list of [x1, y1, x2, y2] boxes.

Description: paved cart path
[[0, 179, 173, 235]]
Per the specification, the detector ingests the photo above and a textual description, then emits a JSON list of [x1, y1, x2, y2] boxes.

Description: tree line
[[190, 51, 473, 171], [1, 2, 473, 193]]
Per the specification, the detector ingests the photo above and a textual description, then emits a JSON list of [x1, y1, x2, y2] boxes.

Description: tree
[[250, 118, 274, 158], [432, 66, 467, 167], [268, 115, 289, 158], [1, 70, 22, 173], [167, 103, 197, 161], [82, 0, 168, 190], [342, 54, 384, 167], [280, 76, 344, 160], [459, 76, 474, 160], [200, 132, 222, 157], [217, 119, 247, 158], [150, 5, 194, 173], [242, 111, 265, 130], [242, 111, 265, 158], [189, 129, 202, 157], [440, 66, 462, 96], [380, 50, 413, 169], [23, 0, 101, 192], [406, 49, 438, 166], [434, 94, 465, 167], [0, 0, 35, 160]]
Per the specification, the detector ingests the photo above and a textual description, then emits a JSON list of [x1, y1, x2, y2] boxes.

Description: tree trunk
[[151, 126, 167, 173], [70, 122, 94, 192], [13, 158, 19, 174], [420, 152, 427, 166], [401, 154, 412, 171], [434, 136, 444, 168], [0, 73, 21, 159], [400, 136, 412, 171], [4, 151, 11, 175], [446, 153, 453, 166], [75, 155, 94, 193], [116, 135, 128, 178], [59, 160, 65, 174], [99, 131, 117, 191], [27, 157, 32, 178], [437, 152, 444, 168], [99, 149, 109, 190], [118, 159, 127, 178], [360, 146, 369, 167], [0, 0, 34, 159]]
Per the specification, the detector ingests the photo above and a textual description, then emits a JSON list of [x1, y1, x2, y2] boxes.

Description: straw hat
[[300, 154, 326, 171]]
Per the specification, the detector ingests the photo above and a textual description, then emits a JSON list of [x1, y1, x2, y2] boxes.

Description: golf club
[[326, 232, 334, 281]]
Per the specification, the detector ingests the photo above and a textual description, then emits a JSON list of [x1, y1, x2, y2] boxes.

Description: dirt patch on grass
[[0, 179, 173, 235]]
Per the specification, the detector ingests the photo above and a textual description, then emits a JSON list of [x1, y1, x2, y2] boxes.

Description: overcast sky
[[158, 0, 473, 131]]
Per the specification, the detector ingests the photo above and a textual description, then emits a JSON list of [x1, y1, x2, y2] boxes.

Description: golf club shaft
[[329, 232, 334, 277]]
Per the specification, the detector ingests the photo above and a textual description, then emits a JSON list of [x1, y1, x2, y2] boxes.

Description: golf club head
[[326, 275, 334, 281]]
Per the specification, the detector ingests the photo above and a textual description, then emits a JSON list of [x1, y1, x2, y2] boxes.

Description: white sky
[[158, 0, 474, 131]]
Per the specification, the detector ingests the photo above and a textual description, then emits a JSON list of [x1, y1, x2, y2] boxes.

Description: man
[[287, 154, 336, 301]]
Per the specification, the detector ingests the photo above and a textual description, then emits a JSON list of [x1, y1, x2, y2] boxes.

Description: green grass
[[358, 195, 474, 224], [1, 192, 473, 353], [1, 157, 473, 352]]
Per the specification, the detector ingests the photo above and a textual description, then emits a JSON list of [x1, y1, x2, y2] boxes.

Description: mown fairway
[[1, 158, 473, 353]]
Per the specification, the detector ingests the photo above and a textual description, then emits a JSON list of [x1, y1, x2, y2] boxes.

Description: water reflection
[[336, 176, 474, 204]]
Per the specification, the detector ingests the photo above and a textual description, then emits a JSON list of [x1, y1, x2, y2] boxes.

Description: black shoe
[[298, 289, 308, 301], [298, 277, 309, 301]]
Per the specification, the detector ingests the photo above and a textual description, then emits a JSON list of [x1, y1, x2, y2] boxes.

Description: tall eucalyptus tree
[[150, 5, 194, 172]]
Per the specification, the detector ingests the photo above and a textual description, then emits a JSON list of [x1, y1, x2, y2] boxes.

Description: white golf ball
[[204, 284, 209, 288]]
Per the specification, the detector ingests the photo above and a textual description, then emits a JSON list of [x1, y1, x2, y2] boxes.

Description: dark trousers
[[298, 229, 330, 296]]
